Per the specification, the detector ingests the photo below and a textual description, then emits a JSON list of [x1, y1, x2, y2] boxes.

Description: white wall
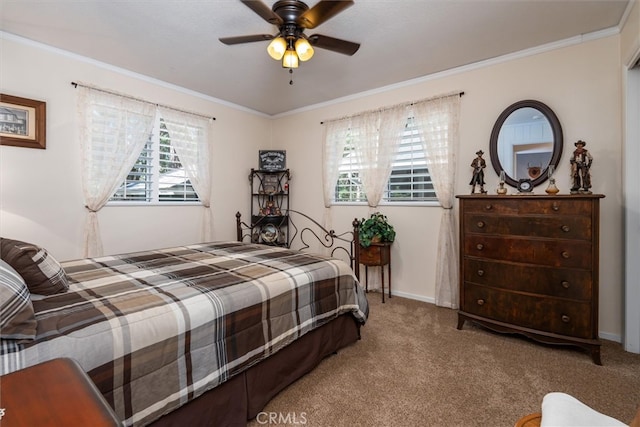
[[273, 35, 625, 340], [0, 35, 271, 260]]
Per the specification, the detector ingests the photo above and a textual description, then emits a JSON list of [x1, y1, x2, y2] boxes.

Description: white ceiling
[[0, 0, 631, 116]]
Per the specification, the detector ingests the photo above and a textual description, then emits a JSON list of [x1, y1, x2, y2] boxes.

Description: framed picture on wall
[[0, 94, 47, 149]]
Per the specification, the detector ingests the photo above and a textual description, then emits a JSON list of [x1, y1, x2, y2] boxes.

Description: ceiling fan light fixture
[[267, 36, 287, 60], [282, 49, 299, 68], [220, 0, 360, 73], [295, 38, 314, 61]]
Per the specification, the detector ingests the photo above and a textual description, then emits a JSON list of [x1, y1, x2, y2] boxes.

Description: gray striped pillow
[[1, 238, 69, 295], [0, 259, 37, 340]]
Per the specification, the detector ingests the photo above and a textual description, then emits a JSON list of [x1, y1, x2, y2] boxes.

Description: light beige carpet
[[248, 294, 640, 427]]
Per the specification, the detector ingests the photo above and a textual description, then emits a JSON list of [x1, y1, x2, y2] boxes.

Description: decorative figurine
[[261, 200, 276, 215], [470, 150, 487, 194], [570, 140, 593, 194], [497, 171, 508, 195]]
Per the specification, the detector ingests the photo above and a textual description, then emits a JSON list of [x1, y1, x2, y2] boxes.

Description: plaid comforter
[[0, 241, 368, 426]]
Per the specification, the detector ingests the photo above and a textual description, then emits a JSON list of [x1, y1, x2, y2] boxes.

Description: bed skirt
[[149, 313, 362, 426]]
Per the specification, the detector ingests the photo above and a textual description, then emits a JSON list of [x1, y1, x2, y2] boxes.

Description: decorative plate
[[260, 224, 278, 243]]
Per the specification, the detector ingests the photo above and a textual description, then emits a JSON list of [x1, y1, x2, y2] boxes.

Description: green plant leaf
[[357, 212, 395, 247]]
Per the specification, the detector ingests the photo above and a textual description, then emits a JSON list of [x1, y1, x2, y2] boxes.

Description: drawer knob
[[561, 281, 571, 289], [477, 299, 485, 306], [477, 269, 485, 277], [484, 204, 493, 211], [476, 221, 485, 228], [561, 251, 570, 259], [476, 243, 484, 251], [561, 315, 571, 323], [552, 203, 560, 211], [561, 225, 570, 232]]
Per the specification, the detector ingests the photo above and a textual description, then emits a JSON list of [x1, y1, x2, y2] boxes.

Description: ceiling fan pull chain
[[289, 68, 294, 85]]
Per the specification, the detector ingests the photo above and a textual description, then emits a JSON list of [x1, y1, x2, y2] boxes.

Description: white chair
[[514, 392, 640, 427]]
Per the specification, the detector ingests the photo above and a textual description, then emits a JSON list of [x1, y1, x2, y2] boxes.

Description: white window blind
[[111, 117, 200, 203], [385, 118, 436, 201], [334, 118, 437, 203], [111, 140, 153, 201]]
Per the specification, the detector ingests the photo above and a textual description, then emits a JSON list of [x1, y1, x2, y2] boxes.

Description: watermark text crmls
[[256, 411, 307, 425]]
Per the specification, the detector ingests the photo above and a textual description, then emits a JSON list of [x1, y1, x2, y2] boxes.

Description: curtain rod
[[71, 82, 216, 121], [320, 91, 464, 125]]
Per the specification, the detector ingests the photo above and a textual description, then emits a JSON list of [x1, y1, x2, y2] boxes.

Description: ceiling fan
[[219, 0, 360, 70]]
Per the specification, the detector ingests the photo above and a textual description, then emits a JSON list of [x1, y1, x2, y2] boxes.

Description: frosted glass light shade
[[295, 38, 314, 61], [267, 37, 287, 60], [282, 50, 299, 68]]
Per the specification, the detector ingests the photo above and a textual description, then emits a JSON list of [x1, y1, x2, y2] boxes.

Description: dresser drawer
[[463, 235, 592, 269], [463, 258, 592, 300], [462, 198, 592, 216], [463, 214, 592, 240], [462, 283, 593, 338]]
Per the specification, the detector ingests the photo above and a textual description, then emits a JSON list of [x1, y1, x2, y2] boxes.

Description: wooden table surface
[[0, 358, 121, 426]]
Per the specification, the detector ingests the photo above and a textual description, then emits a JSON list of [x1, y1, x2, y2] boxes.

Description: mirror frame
[[489, 100, 563, 188]]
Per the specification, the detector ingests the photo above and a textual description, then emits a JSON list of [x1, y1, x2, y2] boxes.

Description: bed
[[0, 215, 368, 426]]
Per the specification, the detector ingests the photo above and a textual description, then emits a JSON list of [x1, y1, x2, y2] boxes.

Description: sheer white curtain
[[322, 106, 407, 286], [159, 107, 213, 242], [77, 87, 156, 257], [412, 94, 461, 308], [358, 106, 408, 208], [322, 117, 353, 231]]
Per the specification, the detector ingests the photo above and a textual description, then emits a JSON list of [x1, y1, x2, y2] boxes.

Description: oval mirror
[[489, 100, 563, 188]]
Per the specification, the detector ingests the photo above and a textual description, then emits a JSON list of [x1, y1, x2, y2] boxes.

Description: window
[[335, 140, 366, 202], [111, 117, 199, 203], [334, 118, 437, 203]]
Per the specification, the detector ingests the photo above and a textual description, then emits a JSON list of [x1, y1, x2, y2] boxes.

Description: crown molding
[[273, 26, 621, 119], [0, 31, 270, 118]]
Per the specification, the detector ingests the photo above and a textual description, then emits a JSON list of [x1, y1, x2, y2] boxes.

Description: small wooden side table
[[0, 358, 121, 426], [359, 242, 392, 303]]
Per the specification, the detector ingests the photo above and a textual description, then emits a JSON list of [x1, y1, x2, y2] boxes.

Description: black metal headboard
[[235, 209, 360, 280]]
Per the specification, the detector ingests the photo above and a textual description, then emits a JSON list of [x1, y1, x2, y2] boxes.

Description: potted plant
[[358, 212, 396, 248], [358, 212, 395, 302]]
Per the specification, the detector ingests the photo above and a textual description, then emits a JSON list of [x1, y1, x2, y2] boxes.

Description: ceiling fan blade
[[219, 34, 274, 45], [297, 0, 354, 29], [240, 0, 283, 26], [308, 34, 360, 56]]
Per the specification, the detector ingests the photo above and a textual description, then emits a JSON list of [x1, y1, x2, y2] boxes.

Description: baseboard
[[599, 331, 622, 343], [367, 289, 435, 305]]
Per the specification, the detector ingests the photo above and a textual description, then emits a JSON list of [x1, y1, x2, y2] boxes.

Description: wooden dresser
[[456, 194, 604, 364]]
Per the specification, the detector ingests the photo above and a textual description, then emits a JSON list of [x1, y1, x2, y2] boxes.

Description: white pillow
[[541, 392, 626, 427]]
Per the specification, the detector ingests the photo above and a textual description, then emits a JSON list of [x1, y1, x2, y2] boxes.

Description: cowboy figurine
[[470, 150, 487, 194], [570, 140, 593, 194]]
